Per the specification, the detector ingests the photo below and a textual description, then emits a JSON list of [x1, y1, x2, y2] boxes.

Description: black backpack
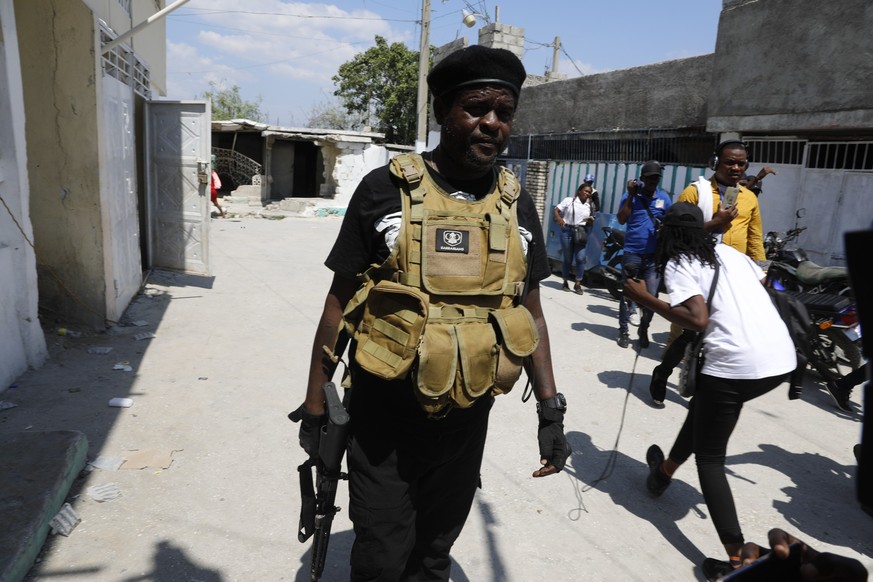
[[766, 288, 812, 399]]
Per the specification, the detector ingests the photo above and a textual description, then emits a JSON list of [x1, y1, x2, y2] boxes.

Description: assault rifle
[[291, 329, 351, 581], [293, 380, 349, 581]]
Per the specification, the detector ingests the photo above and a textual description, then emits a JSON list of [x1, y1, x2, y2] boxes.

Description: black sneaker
[[645, 444, 671, 496], [562, 282, 571, 292], [825, 381, 852, 412], [702, 557, 739, 581], [649, 365, 669, 402], [638, 325, 650, 348], [617, 333, 630, 349], [574, 282, 584, 295]]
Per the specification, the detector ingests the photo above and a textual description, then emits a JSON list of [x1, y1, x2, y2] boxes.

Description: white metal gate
[[747, 138, 873, 265], [144, 101, 211, 275], [101, 75, 142, 321]]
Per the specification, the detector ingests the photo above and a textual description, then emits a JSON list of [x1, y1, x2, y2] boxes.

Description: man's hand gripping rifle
[[288, 338, 350, 582]]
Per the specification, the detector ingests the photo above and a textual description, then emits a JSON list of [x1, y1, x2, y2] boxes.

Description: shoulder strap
[[642, 194, 661, 232], [705, 261, 720, 310], [389, 153, 428, 223]]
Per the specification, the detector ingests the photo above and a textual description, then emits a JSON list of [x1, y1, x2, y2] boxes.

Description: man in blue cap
[[583, 172, 601, 212], [616, 160, 672, 350]]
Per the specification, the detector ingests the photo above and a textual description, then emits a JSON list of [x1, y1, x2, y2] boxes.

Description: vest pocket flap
[[417, 323, 457, 398], [490, 306, 540, 357], [354, 280, 429, 381], [455, 323, 497, 401]]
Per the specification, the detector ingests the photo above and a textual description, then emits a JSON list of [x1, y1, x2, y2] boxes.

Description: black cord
[[568, 342, 641, 520]]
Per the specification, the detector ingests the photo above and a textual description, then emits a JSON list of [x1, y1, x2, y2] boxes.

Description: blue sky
[[165, 1, 722, 127]]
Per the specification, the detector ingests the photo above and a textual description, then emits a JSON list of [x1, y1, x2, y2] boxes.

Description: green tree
[[306, 98, 363, 131], [201, 81, 266, 122], [332, 36, 426, 144]]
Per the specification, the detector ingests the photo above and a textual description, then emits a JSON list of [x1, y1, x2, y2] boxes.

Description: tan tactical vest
[[343, 154, 539, 416]]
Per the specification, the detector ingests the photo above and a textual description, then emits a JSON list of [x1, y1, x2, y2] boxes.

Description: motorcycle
[[764, 210, 853, 296], [596, 226, 625, 300], [546, 211, 626, 296], [792, 290, 864, 408]]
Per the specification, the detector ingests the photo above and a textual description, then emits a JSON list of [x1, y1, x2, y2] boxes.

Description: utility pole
[[551, 36, 561, 77], [415, 0, 431, 152]]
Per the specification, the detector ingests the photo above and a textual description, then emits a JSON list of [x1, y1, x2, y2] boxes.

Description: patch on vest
[[436, 228, 469, 254]]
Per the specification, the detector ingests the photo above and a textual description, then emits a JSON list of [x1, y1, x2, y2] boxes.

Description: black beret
[[427, 45, 526, 98]]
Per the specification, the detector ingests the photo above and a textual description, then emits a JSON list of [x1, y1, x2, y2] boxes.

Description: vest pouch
[[415, 322, 458, 412], [421, 216, 506, 296], [489, 306, 540, 394], [354, 280, 429, 380], [454, 321, 498, 407]]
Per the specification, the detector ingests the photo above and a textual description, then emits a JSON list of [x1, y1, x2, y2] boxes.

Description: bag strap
[[642, 194, 661, 233], [705, 260, 720, 311]]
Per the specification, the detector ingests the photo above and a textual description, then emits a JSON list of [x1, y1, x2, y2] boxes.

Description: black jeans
[[668, 372, 789, 545], [347, 401, 491, 581]]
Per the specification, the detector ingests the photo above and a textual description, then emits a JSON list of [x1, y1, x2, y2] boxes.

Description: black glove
[[288, 404, 325, 459], [537, 407, 571, 472]]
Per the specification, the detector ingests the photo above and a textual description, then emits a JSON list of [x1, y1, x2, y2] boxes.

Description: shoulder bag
[[677, 261, 720, 398], [571, 202, 589, 246]]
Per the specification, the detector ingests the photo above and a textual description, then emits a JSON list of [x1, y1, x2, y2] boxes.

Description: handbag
[[571, 203, 590, 245], [677, 262, 720, 398]]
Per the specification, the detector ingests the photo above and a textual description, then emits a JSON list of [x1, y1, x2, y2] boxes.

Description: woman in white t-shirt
[[624, 202, 796, 579], [552, 183, 594, 294]]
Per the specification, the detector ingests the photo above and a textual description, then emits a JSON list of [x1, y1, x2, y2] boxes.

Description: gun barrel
[[310, 514, 331, 581]]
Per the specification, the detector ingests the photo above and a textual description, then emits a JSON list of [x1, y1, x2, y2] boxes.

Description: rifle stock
[[296, 381, 350, 581]]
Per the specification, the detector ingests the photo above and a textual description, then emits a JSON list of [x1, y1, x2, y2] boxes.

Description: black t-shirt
[[325, 154, 549, 427], [325, 154, 550, 284]]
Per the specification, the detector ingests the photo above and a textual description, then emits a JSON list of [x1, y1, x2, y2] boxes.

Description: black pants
[[668, 372, 789, 545], [347, 403, 491, 581]]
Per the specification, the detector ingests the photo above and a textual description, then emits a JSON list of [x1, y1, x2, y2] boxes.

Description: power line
[[168, 16, 365, 41], [172, 8, 415, 23], [167, 42, 371, 75]]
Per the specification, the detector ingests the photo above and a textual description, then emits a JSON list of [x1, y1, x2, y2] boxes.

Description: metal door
[[101, 75, 142, 321], [144, 100, 211, 275]]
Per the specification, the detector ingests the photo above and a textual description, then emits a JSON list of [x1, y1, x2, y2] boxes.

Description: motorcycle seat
[[795, 260, 848, 285], [789, 290, 851, 313]]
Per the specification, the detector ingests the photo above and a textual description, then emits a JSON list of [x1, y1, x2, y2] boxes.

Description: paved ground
[[2, 210, 871, 581]]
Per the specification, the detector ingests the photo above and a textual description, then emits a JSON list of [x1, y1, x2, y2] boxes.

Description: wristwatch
[[536, 393, 567, 414]]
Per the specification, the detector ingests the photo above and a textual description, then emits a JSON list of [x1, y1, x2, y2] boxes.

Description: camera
[[633, 179, 645, 189]]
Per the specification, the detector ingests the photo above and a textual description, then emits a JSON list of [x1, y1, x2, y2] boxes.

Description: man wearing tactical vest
[[293, 45, 571, 580]]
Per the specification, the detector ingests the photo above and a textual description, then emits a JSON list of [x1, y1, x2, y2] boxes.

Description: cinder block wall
[[708, 0, 873, 132], [512, 55, 713, 135]]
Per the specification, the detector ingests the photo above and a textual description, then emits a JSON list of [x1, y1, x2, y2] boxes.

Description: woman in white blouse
[[553, 183, 595, 294]]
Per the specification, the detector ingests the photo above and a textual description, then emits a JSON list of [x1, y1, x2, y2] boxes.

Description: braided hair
[[655, 224, 719, 277]]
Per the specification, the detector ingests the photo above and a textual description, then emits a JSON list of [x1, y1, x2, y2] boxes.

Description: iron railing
[[507, 128, 717, 166]]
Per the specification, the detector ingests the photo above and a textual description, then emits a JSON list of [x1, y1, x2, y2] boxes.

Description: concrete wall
[[513, 55, 713, 135], [0, 1, 47, 388], [708, 0, 873, 133], [16, 0, 107, 329]]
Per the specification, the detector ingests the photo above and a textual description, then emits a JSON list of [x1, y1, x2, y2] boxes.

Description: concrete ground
[[1, 207, 871, 581]]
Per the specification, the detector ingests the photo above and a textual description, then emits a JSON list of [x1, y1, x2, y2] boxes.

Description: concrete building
[[211, 120, 404, 215], [509, 0, 873, 266], [1, 0, 172, 388]]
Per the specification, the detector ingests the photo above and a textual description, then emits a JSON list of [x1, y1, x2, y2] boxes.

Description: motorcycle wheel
[[604, 255, 623, 300], [810, 328, 863, 382]]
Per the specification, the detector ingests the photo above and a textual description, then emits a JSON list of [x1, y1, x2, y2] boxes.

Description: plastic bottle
[[57, 327, 82, 338]]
